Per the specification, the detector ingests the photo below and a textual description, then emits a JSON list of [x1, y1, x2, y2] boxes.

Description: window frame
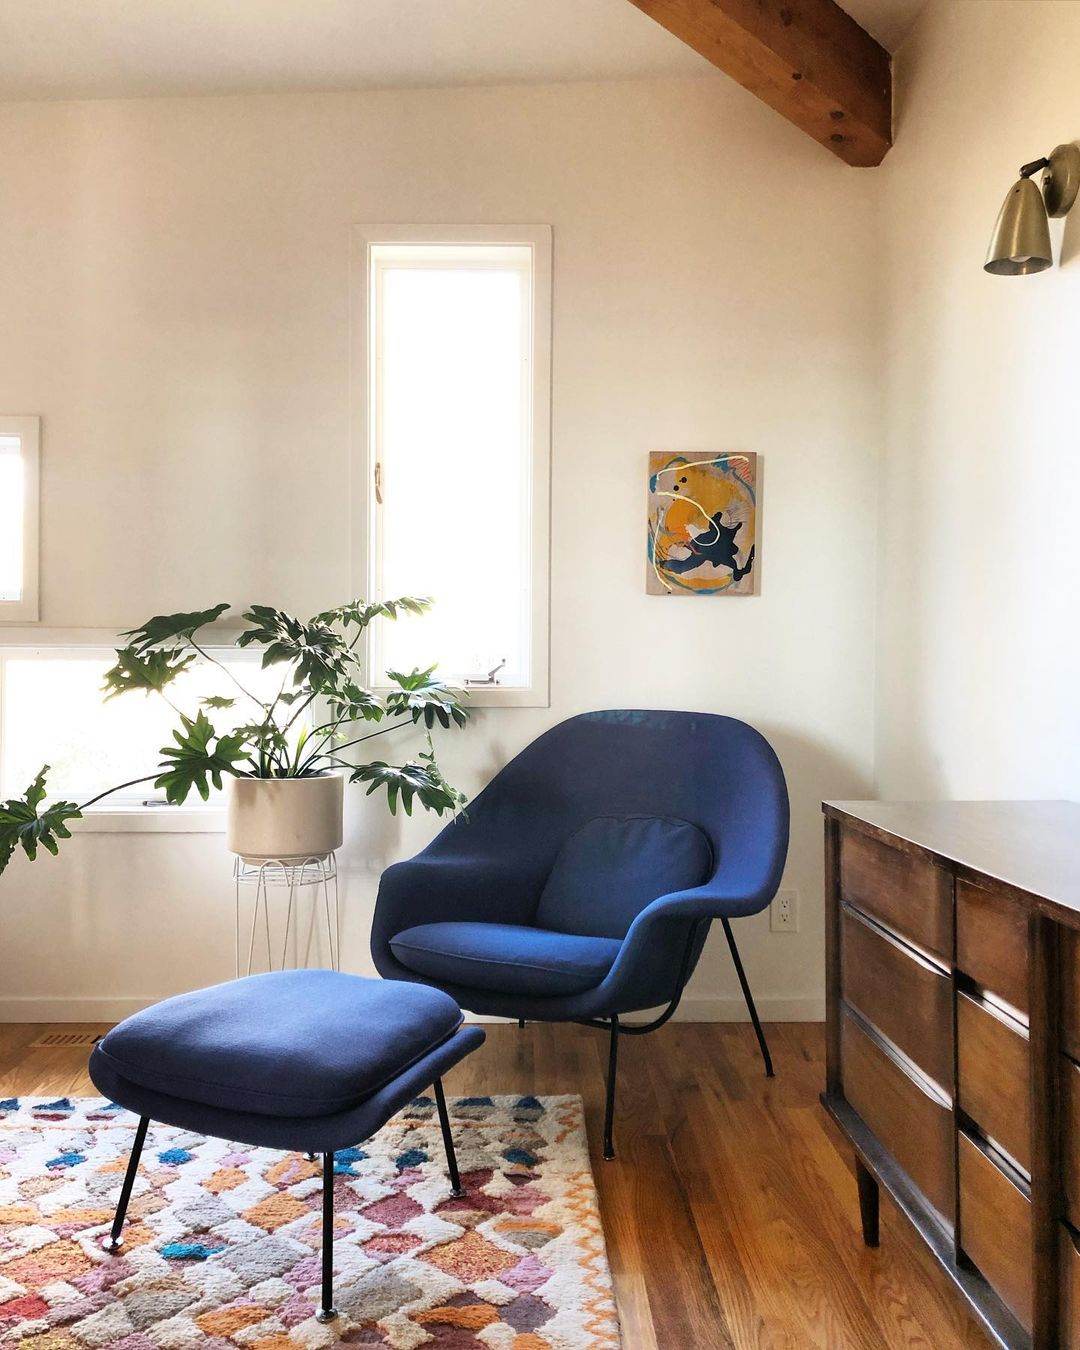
[[350, 224, 551, 708], [0, 415, 41, 624]]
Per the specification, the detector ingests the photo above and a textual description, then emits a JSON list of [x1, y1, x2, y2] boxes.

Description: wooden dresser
[[822, 801, 1080, 1350]]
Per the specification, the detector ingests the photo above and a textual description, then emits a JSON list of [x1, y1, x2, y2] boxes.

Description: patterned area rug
[[0, 1095, 620, 1349]]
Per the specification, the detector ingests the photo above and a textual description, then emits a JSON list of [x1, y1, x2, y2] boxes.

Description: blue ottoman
[[88, 970, 485, 1322]]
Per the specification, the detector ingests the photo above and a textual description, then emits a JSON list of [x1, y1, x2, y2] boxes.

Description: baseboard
[[0, 993, 825, 1024], [672, 994, 824, 1022], [0, 997, 156, 1023]]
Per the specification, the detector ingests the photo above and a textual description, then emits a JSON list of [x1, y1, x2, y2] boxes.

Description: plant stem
[[295, 720, 404, 776], [281, 691, 318, 734], [189, 640, 269, 712], [77, 775, 161, 812]]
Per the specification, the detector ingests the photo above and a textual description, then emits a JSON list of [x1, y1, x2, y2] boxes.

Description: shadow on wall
[[1061, 188, 1080, 266], [758, 722, 874, 830]]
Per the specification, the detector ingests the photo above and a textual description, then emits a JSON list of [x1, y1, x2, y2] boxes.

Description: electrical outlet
[[770, 889, 799, 933]]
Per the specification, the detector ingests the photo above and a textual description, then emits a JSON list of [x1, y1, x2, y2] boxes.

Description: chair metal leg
[[102, 1115, 150, 1253], [721, 916, 774, 1078], [315, 1152, 338, 1323], [433, 1077, 465, 1197], [603, 1015, 619, 1161], [517, 1018, 526, 1029]]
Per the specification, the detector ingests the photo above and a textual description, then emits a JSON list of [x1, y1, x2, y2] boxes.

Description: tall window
[[0, 416, 40, 623], [354, 227, 551, 705]]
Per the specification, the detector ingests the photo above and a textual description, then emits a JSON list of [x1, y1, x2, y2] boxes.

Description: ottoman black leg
[[433, 1077, 465, 1198], [316, 1151, 339, 1323], [103, 1115, 150, 1253]]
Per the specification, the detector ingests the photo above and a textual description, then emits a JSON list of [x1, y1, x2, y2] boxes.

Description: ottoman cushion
[[92, 970, 464, 1119]]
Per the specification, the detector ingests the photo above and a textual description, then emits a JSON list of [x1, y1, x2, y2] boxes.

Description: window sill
[[454, 686, 550, 709], [71, 806, 226, 834]]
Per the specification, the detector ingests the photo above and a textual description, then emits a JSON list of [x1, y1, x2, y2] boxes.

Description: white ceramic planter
[[227, 774, 344, 862]]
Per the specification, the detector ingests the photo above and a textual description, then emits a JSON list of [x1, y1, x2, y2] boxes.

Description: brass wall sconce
[[985, 143, 1080, 274]]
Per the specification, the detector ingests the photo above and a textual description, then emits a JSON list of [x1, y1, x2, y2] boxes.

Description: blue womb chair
[[371, 709, 789, 1158]]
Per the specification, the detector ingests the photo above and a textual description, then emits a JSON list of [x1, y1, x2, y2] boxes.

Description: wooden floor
[[0, 1021, 992, 1349]]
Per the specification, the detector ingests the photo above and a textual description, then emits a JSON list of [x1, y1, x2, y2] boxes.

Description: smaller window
[[0, 649, 280, 809], [0, 415, 40, 623]]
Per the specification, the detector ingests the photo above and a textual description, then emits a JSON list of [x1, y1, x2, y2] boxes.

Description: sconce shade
[[984, 177, 1053, 275]]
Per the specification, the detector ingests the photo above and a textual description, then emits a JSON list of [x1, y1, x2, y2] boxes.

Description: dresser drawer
[[1062, 1056, 1080, 1231], [1062, 1223, 1080, 1347], [1061, 926, 1080, 1063], [841, 906, 953, 1090], [840, 828, 953, 963], [958, 1132, 1033, 1333], [956, 879, 1028, 1015], [841, 1011, 954, 1224], [957, 992, 1030, 1173]]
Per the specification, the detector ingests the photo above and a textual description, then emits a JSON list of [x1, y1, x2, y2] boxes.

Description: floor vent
[[29, 1031, 102, 1049]]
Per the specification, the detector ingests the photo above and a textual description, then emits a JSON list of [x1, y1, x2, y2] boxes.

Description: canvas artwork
[[647, 451, 758, 596]]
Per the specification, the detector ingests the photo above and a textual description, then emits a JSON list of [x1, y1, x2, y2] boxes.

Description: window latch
[[465, 658, 507, 687]]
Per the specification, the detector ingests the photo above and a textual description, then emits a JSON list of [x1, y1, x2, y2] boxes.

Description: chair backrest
[[534, 814, 713, 938], [422, 709, 789, 934]]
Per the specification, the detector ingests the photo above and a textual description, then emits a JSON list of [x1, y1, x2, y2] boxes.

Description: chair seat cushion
[[390, 921, 622, 997], [91, 970, 463, 1119], [535, 814, 713, 939]]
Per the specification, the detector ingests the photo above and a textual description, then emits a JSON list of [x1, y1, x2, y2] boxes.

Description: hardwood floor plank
[[0, 1020, 994, 1349]]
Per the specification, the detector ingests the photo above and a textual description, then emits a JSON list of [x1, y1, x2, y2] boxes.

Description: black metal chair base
[[100, 1114, 149, 1254], [103, 1076, 467, 1322], [577, 915, 772, 1162], [603, 1015, 619, 1161]]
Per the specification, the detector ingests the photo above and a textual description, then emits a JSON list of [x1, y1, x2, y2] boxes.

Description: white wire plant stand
[[233, 853, 340, 975]]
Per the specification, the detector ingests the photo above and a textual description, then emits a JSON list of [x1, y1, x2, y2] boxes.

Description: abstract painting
[[647, 451, 758, 596]]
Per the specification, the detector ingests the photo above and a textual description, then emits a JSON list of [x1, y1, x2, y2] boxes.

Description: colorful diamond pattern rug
[[0, 1094, 620, 1348]]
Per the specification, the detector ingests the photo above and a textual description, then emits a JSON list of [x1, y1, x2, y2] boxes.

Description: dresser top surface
[[823, 799, 1080, 916]]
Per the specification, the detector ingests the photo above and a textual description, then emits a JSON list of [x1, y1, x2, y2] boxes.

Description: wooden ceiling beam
[[626, 0, 892, 166]]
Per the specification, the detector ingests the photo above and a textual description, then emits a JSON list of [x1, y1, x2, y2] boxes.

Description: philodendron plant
[[0, 598, 469, 875]]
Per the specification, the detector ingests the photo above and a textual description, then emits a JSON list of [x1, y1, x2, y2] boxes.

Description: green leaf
[[102, 646, 196, 700], [154, 711, 252, 804], [0, 766, 82, 875], [326, 682, 385, 725], [200, 695, 236, 710], [385, 667, 469, 729], [237, 606, 352, 693], [349, 755, 466, 818], [236, 721, 289, 754], [121, 604, 231, 652], [314, 596, 432, 631]]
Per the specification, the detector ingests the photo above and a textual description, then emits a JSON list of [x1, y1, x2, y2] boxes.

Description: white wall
[[0, 76, 880, 1019], [876, 0, 1080, 800]]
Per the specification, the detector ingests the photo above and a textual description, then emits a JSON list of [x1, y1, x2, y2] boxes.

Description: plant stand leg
[[856, 1156, 880, 1247], [434, 1077, 465, 1198], [315, 1152, 338, 1322], [103, 1116, 150, 1253], [603, 1016, 619, 1162]]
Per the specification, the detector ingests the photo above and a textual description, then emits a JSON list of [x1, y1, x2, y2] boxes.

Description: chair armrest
[[597, 872, 779, 1008]]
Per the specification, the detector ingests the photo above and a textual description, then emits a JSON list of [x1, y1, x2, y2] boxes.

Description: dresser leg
[[855, 1156, 880, 1247]]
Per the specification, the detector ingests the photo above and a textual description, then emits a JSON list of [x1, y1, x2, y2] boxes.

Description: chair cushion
[[91, 970, 464, 1119], [534, 814, 712, 939], [389, 921, 623, 997]]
